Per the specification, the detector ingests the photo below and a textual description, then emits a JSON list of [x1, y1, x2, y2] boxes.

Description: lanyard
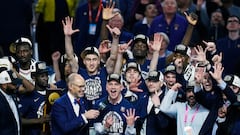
[[88, 0, 102, 23], [184, 104, 200, 126]]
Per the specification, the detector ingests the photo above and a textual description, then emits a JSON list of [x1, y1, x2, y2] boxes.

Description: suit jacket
[[0, 92, 21, 135], [135, 92, 169, 135], [51, 94, 88, 135]]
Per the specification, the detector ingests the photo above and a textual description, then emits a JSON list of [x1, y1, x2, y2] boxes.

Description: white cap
[[224, 75, 240, 88], [80, 47, 100, 59], [0, 70, 12, 84], [0, 58, 12, 70], [15, 37, 32, 48]]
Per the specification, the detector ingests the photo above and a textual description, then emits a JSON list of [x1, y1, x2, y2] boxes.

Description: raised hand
[[203, 40, 217, 53], [150, 33, 163, 52], [123, 108, 139, 126], [106, 24, 121, 38], [209, 63, 224, 83], [129, 78, 143, 93], [102, 0, 118, 20], [62, 16, 79, 36], [51, 51, 61, 62], [212, 52, 222, 64], [184, 12, 198, 26], [151, 90, 160, 107], [99, 40, 111, 54], [171, 83, 182, 91], [118, 40, 132, 54], [192, 45, 207, 63]]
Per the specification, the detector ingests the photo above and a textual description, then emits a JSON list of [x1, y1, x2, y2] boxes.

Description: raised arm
[[105, 25, 121, 74], [114, 40, 132, 74], [160, 83, 182, 118], [62, 16, 79, 73], [100, 0, 118, 41], [51, 51, 61, 82], [149, 33, 163, 72]]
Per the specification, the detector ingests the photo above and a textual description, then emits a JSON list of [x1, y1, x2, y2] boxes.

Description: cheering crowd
[[0, 0, 240, 135]]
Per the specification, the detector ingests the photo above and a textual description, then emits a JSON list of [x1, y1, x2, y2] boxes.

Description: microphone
[[98, 99, 108, 111]]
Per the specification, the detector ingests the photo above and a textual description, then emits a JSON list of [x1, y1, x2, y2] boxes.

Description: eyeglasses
[[227, 20, 239, 23], [72, 83, 85, 90]]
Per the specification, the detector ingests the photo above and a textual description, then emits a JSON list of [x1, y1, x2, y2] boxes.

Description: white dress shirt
[[67, 91, 88, 123], [0, 88, 20, 135]]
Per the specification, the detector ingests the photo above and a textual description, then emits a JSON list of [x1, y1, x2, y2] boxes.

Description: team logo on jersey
[[37, 101, 45, 118], [85, 77, 102, 100], [103, 111, 124, 134]]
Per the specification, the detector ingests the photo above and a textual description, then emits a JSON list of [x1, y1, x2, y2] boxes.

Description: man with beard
[[0, 68, 22, 135], [18, 61, 51, 135], [14, 37, 35, 91], [160, 83, 209, 135]]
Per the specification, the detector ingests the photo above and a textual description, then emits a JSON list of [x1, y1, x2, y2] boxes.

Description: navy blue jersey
[[93, 96, 134, 134], [18, 90, 46, 135], [78, 67, 108, 107], [55, 80, 68, 94], [128, 58, 165, 80]]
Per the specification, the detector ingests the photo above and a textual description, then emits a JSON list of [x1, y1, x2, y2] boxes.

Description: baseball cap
[[60, 53, 79, 63], [146, 71, 163, 82], [0, 70, 22, 85], [80, 47, 100, 59], [31, 61, 48, 75], [0, 58, 13, 71], [164, 64, 176, 75], [133, 34, 149, 45], [224, 75, 240, 88], [107, 73, 121, 83], [174, 44, 191, 57], [124, 61, 141, 73], [10, 37, 32, 54], [15, 37, 32, 47]]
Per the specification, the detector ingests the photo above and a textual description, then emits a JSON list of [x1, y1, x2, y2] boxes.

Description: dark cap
[[224, 75, 240, 88], [174, 44, 191, 56], [80, 47, 100, 59], [146, 71, 163, 82], [164, 64, 176, 75], [31, 61, 48, 75], [107, 73, 121, 83], [124, 61, 141, 73]]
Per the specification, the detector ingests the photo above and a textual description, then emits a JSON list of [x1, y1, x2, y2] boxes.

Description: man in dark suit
[[51, 73, 100, 135], [0, 68, 22, 135]]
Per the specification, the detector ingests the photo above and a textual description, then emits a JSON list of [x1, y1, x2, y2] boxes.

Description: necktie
[[74, 98, 86, 113]]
